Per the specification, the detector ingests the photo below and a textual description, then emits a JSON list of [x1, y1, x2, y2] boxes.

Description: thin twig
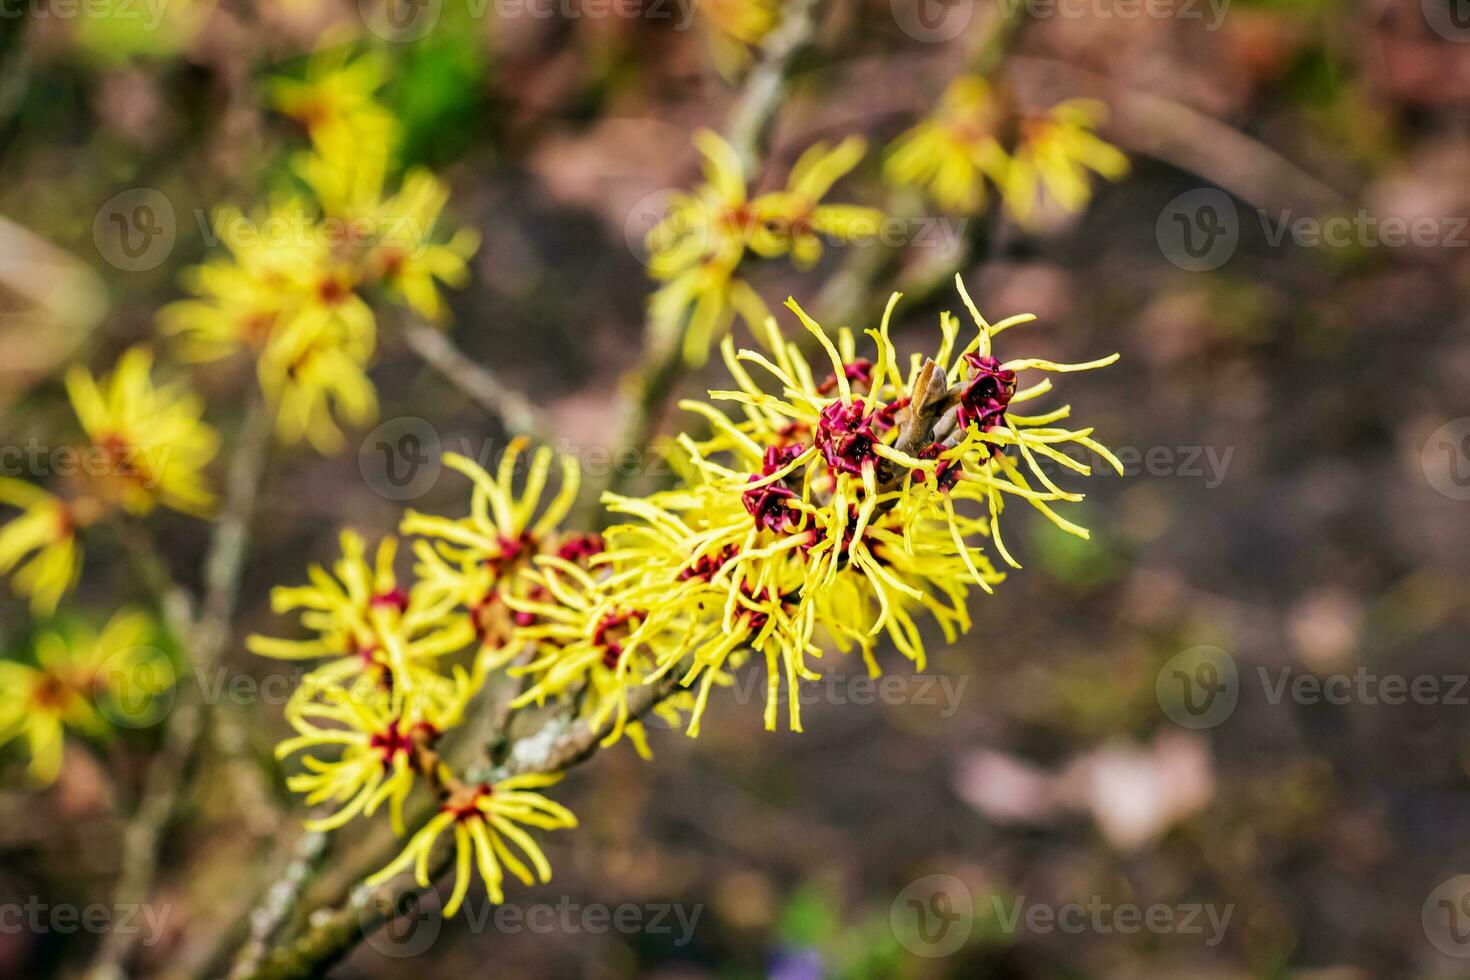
[[227, 829, 329, 980], [814, 6, 1029, 333], [724, 0, 821, 172], [397, 314, 546, 440], [85, 396, 273, 980]]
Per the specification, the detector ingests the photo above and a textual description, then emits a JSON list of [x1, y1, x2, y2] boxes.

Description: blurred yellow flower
[[296, 121, 395, 224], [160, 52, 479, 459], [65, 347, 218, 517], [1004, 99, 1129, 227], [759, 136, 884, 267], [257, 314, 377, 456], [887, 79, 1128, 227], [0, 609, 165, 783], [646, 130, 882, 365], [367, 170, 482, 323], [0, 480, 83, 616], [885, 75, 1010, 214], [580, 280, 1120, 735], [269, 45, 398, 154], [158, 205, 320, 363]]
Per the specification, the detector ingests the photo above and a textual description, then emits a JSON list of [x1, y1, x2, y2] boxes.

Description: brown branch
[[397, 314, 547, 440], [225, 829, 329, 980]]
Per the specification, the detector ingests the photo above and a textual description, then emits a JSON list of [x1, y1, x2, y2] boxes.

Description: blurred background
[[2, 0, 1470, 977]]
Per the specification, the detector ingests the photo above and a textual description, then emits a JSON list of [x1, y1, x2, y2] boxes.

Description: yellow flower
[[366, 773, 577, 916], [168, 79, 476, 452], [365, 169, 482, 323], [161, 198, 381, 456], [269, 44, 398, 156], [649, 261, 769, 367], [158, 202, 340, 362], [257, 311, 378, 455], [246, 530, 476, 699], [503, 555, 699, 754], [0, 609, 164, 783], [885, 75, 1010, 214], [644, 129, 783, 364], [65, 347, 218, 517], [646, 130, 782, 273], [646, 130, 883, 365], [756, 136, 884, 268], [401, 441, 581, 665], [295, 123, 395, 224], [0, 480, 83, 616], [1003, 99, 1129, 227], [594, 486, 818, 735], [699, 0, 778, 78], [276, 672, 476, 836]]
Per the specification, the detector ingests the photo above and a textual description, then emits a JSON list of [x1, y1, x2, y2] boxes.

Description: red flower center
[[370, 587, 410, 613], [594, 611, 640, 669], [956, 354, 1016, 432], [816, 358, 875, 395], [742, 444, 803, 532], [816, 400, 881, 477]]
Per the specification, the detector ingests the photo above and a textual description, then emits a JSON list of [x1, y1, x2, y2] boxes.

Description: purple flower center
[[816, 401, 880, 477], [956, 354, 1016, 432], [816, 358, 875, 395], [370, 587, 410, 613], [743, 444, 803, 532], [556, 533, 604, 564]]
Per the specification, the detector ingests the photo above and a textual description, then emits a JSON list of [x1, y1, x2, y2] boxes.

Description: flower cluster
[[250, 442, 595, 914], [0, 609, 170, 782], [0, 348, 218, 614], [646, 130, 883, 364], [885, 75, 1129, 227], [544, 279, 1120, 735], [160, 45, 479, 453], [255, 278, 1120, 914]]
